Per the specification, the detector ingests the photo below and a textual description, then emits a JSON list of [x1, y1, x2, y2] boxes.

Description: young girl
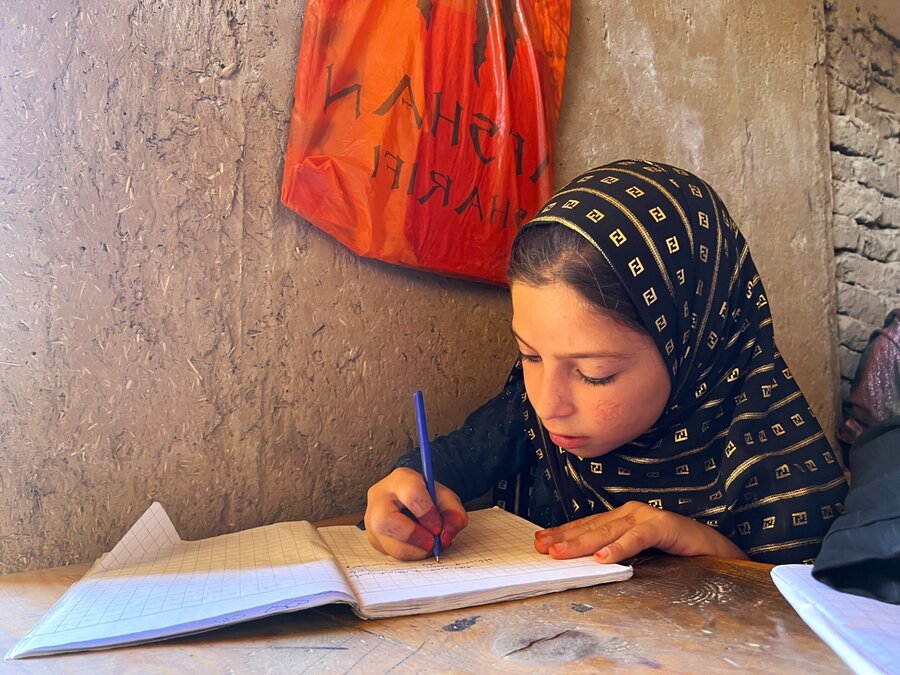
[[365, 159, 849, 565]]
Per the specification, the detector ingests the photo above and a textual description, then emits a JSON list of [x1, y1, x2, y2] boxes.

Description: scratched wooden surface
[[0, 555, 848, 673]]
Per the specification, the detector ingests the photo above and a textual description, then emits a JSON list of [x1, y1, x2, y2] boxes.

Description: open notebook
[[7, 503, 632, 659]]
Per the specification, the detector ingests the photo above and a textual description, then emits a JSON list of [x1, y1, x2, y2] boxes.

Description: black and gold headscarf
[[504, 159, 848, 564]]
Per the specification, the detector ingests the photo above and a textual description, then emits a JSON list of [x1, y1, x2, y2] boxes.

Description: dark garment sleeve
[[812, 417, 900, 604], [393, 372, 534, 503]]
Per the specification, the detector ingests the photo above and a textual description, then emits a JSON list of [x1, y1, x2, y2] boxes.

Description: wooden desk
[[0, 555, 847, 673]]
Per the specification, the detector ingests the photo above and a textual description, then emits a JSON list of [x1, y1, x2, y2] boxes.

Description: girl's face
[[511, 281, 672, 459]]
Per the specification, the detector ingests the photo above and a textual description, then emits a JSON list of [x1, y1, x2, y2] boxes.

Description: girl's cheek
[[585, 395, 621, 421], [583, 394, 651, 447]]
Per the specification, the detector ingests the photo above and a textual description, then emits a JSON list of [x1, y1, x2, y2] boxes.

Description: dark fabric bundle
[[813, 418, 900, 604]]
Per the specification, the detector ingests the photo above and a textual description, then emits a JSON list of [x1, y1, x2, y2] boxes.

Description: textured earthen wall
[[1, 1, 839, 572], [826, 0, 900, 398], [0, 0, 515, 573]]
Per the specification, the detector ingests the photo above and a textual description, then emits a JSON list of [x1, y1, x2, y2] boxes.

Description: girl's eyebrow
[[511, 329, 631, 360]]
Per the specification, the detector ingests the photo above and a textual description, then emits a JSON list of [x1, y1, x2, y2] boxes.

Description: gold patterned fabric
[[513, 159, 848, 564]]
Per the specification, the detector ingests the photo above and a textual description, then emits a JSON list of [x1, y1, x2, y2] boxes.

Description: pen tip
[[435, 554, 441, 563]]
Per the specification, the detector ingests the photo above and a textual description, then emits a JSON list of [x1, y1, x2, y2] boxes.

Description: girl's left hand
[[534, 501, 748, 563]]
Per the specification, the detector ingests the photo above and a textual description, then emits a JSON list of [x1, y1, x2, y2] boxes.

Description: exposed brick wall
[[826, 0, 900, 400]]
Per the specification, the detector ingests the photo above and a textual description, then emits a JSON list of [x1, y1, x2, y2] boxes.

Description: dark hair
[[507, 224, 646, 333]]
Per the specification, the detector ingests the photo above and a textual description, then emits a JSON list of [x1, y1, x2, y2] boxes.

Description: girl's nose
[[529, 370, 575, 422]]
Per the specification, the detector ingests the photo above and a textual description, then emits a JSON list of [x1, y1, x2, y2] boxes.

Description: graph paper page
[[319, 507, 632, 618], [8, 503, 354, 659], [771, 564, 900, 675]]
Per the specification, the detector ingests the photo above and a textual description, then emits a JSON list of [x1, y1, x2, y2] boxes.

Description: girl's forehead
[[511, 281, 623, 319], [510, 280, 592, 314], [510, 282, 649, 349]]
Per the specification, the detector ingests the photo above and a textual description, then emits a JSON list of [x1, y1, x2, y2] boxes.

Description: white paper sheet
[[6, 503, 353, 659], [320, 508, 633, 616], [771, 564, 900, 675]]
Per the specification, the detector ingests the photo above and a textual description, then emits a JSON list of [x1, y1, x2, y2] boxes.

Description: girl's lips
[[548, 432, 590, 449]]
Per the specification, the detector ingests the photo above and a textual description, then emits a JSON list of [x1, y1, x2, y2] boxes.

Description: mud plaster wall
[[0, 1, 838, 573]]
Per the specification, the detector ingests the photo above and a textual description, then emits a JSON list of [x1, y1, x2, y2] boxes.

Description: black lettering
[[470, 112, 498, 164], [514, 207, 528, 229], [382, 151, 405, 189], [454, 185, 485, 219], [374, 74, 423, 129], [324, 64, 362, 118], [487, 194, 511, 228], [371, 146, 404, 189], [511, 130, 525, 175], [407, 162, 420, 195], [417, 170, 453, 206], [530, 155, 549, 183], [371, 144, 380, 177], [431, 92, 462, 146]]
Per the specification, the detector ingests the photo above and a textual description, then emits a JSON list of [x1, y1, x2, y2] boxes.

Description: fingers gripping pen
[[414, 390, 442, 561]]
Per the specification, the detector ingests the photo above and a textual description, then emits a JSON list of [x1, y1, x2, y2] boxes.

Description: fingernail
[[594, 547, 610, 560], [549, 542, 566, 555]]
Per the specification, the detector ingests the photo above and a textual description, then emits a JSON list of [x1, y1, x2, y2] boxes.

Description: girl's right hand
[[364, 467, 468, 560]]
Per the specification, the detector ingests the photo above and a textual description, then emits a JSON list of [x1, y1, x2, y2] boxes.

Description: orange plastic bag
[[281, 0, 570, 285]]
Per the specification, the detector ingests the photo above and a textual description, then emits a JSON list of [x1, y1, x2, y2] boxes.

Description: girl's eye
[[577, 371, 617, 386], [518, 352, 541, 363]]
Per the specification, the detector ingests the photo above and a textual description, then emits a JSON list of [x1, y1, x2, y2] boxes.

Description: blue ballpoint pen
[[413, 390, 442, 562]]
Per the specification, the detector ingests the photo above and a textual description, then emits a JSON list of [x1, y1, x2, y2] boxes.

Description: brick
[[838, 344, 861, 380], [837, 312, 875, 351], [832, 180, 884, 221], [828, 40, 869, 91], [837, 82, 900, 141], [835, 280, 889, 325], [830, 115, 882, 156], [833, 220, 859, 251], [830, 152, 855, 181], [853, 85, 900, 138], [852, 156, 899, 196], [881, 196, 900, 228], [859, 228, 900, 262], [882, 143, 900, 184], [828, 152, 895, 194], [869, 30, 896, 75], [835, 252, 900, 289], [828, 77, 850, 114], [832, 180, 900, 226], [833, 213, 856, 229]]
